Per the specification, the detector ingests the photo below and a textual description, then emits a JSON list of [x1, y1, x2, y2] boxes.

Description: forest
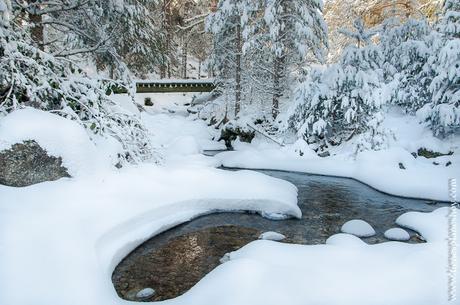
[[0, 1, 459, 305]]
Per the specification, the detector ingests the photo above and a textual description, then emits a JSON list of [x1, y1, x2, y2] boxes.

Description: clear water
[[112, 169, 445, 302]]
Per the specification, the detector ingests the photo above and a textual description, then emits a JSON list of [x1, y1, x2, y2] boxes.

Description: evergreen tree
[[287, 19, 385, 152], [425, 0, 460, 136], [263, 0, 328, 119]]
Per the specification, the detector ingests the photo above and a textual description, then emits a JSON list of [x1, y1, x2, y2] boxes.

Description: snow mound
[[384, 228, 410, 241], [258, 231, 286, 241], [0, 108, 111, 176], [326, 233, 366, 246], [341, 219, 376, 237]]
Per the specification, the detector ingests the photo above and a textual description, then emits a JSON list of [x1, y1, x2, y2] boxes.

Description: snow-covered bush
[[0, 13, 155, 164]]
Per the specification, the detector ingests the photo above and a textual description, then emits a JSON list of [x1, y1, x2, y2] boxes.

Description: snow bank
[[0, 108, 112, 176], [0, 163, 299, 305]]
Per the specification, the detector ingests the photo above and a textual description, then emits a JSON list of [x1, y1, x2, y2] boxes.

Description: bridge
[[112, 79, 216, 94]]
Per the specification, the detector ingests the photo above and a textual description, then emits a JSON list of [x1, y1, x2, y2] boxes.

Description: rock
[[136, 288, 155, 300], [341, 219, 376, 237], [258, 231, 286, 241], [398, 162, 406, 170], [318, 151, 330, 158], [446, 161, 452, 167], [218, 125, 255, 149], [0, 140, 70, 187], [144, 97, 154, 106], [384, 228, 410, 241], [417, 147, 453, 159]]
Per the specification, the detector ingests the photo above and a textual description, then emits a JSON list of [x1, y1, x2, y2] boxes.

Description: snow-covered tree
[[263, 0, 328, 118], [380, 18, 436, 113], [0, 3, 156, 164], [287, 19, 385, 152], [423, 0, 460, 136], [11, 0, 162, 80]]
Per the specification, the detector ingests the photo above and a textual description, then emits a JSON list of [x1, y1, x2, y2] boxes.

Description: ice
[[384, 228, 411, 241], [341, 219, 376, 237]]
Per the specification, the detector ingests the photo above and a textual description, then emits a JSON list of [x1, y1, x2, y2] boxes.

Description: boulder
[[0, 140, 70, 187]]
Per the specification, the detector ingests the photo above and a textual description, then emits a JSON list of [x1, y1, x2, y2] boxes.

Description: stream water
[[112, 169, 446, 302]]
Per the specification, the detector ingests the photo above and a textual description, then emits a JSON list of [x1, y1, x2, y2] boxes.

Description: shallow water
[[112, 169, 446, 302]]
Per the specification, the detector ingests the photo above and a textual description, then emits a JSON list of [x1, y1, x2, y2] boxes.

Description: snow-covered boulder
[[0, 140, 70, 187], [258, 231, 286, 241], [384, 228, 410, 241], [0, 108, 112, 177], [341, 219, 376, 237]]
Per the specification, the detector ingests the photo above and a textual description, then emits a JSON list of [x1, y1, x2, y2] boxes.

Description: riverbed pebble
[[384, 228, 410, 241], [136, 288, 155, 300], [341, 219, 376, 237]]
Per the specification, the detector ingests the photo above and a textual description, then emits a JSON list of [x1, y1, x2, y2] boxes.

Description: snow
[[0, 108, 113, 176], [258, 231, 286, 241], [1, 97, 459, 305], [384, 228, 411, 241], [341, 219, 376, 237], [217, 108, 460, 201]]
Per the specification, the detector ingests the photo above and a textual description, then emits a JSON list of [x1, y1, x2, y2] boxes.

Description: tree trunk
[[235, 22, 242, 117], [272, 56, 284, 119], [182, 39, 188, 79], [198, 59, 201, 79], [28, 1, 44, 50]]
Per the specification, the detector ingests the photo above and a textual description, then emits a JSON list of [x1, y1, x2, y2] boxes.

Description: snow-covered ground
[[0, 97, 459, 305], [218, 107, 460, 202]]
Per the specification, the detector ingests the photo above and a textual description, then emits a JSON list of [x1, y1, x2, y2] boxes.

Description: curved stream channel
[[112, 168, 446, 302]]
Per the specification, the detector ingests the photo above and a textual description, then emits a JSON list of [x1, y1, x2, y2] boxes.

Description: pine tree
[[425, 0, 460, 136], [380, 18, 436, 113], [263, 0, 328, 119], [0, 2, 156, 164], [287, 18, 385, 152]]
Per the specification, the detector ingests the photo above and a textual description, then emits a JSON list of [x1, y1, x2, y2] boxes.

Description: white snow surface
[[1, 100, 459, 305], [341, 219, 376, 237], [384, 228, 411, 241], [258, 231, 286, 241], [217, 107, 460, 201]]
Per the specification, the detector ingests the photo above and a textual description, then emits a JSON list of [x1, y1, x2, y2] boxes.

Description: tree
[[0, 2, 156, 164], [263, 0, 328, 118], [287, 19, 385, 152], [11, 0, 162, 80], [424, 0, 460, 136], [380, 18, 436, 113]]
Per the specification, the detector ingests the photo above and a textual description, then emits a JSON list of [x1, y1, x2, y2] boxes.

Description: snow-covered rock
[[258, 231, 286, 241], [341, 219, 376, 237], [384, 228, 411, 241]]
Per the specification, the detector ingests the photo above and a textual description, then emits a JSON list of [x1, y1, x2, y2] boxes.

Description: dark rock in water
[[446, 161, 452, 167], [417, 147, 453, 159], [398, 162, 406, 170], [0, 140, 70, 187], [318, 151, 330, 158]]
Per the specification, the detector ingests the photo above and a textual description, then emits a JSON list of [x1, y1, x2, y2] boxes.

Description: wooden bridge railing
[[112, 79, 216, 94]]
